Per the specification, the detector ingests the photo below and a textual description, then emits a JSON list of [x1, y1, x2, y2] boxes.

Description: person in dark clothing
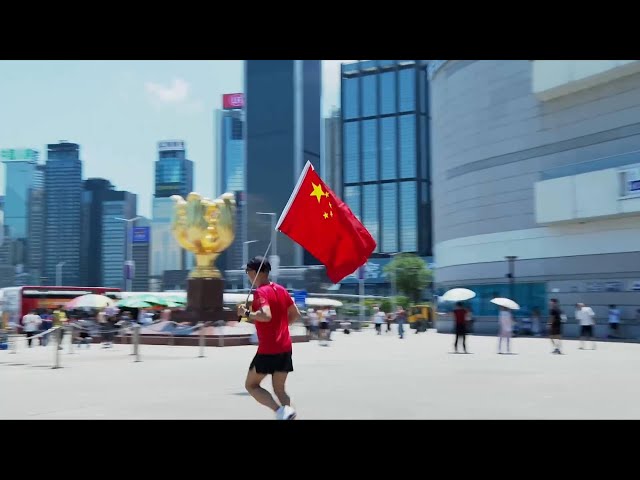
[[548, 298, 563, 354], [452, 302, 468, 353]]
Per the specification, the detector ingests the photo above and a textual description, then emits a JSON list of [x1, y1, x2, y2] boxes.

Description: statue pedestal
[[171, 278, 236, 325]]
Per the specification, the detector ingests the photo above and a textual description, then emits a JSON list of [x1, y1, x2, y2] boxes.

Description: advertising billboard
[[132, 227, 150, 244], [223, 93, 245, 110]]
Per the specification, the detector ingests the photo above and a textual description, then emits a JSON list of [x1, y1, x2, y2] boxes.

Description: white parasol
[[440, 288, 476, 302], [490, 297, 520, 310]]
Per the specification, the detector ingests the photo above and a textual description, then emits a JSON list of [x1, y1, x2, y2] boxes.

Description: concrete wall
[[430, 60, 640, 319]]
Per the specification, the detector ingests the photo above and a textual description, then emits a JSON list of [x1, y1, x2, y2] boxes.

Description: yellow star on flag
[[310, 183, 325, 203], [330, 211, 334, 217], [323, 212, 329, 219]]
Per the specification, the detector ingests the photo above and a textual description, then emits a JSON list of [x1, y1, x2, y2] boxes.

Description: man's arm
[[237, 304, 272, 323], [287, 303, 301, 325]]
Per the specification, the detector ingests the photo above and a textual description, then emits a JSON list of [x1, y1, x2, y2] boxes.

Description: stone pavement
[[2, 327, 640, 419]]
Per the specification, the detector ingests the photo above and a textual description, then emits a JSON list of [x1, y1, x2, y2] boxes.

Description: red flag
[[276, 161, 376, 283]]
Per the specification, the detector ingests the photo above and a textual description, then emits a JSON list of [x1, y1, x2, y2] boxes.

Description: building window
[[399, 68, 415, 113], [400, 181, 417, 252], [343, 77, 359, 120], [362, 74, 377, 118], [344, 122, 360, 183], [399, 115, 416, 178], [420, 114, 428, 181], [380, 71, 396, 115], [420, 68, 428, 114], [381, 183, 398, 253], [344, 185, 361, 220], [362, 184, 379, 251], [362, 119, 377, 182], [381, 117, 396, 180], [231, 117, 243, 140]]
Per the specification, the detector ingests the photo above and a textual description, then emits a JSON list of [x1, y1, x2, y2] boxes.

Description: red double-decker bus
[[0, 286, 121, 325]]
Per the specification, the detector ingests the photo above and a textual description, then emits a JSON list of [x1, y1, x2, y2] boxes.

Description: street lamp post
[[505, 256, 517, 301], [388, 252, 401, 312], [115, 216, 142, 292], [257, 212, 277, 281], [243, 240, 259, 290], [55, 262, 66, 286]]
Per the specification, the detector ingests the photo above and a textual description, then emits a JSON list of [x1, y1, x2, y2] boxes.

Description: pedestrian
[[307, 308, 319, 339], [52, 305, 67, 350], [466, 307, 474, 334], [385, 311, 392, 333], [395, 305, 406, 339], [238, 256, 300, 420], [531, 307, 542, 337], [318, 308, 330, 346], [97, 309, 113, 348], [39, 310, 53, 346], [372, 306, 385, 335], [327, 308, 337, 341], [497, 306, 513, 354], [575, 303, 596, 350], [608, 304, 621, 338], [548, 298, 563, 354], [22, 310, 42, 347], [452, 302, 468, 353]]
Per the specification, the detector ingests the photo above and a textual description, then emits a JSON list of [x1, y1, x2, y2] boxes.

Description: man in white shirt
[[22, 310, 42, 348], [575, 303, 596, 350], [372, 306, 385, 335]]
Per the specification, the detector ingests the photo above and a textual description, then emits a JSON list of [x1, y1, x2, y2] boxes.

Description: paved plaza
[[2, 326, 640, 419]]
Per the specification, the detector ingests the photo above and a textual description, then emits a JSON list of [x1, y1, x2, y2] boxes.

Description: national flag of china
[[276, 161, 376, 283]]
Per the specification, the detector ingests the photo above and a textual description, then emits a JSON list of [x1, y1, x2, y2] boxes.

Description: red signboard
[[222, 93, 244, 110]]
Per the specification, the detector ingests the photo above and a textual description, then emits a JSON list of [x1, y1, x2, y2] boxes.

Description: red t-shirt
[[251, 282, 293, 354], [453, 308, 467, 326]]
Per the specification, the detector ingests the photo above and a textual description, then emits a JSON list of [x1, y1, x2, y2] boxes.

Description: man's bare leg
[[245, 368, 280, 412], [272, 371, 291, 407]]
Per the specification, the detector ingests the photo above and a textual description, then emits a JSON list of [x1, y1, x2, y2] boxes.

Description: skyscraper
[[1, 148, 39, 241], [102, 191, 137, 289], [151, 140, 193, 276], [323, 107, 342, 198], [215, 93, 246, 272], [27, 164, 45, 284], [341, 60, 432, 257], [44, 141, 83, 285], [245, 60, 321, 267], [154, 140, 193, 198], [131, 216, 151, 292]]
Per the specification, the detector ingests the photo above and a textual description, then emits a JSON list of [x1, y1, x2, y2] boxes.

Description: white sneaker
[[275, 405, 297, 420]]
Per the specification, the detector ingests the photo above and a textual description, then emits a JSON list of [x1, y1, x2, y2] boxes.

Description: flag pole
[[237, 240, 272, 322]]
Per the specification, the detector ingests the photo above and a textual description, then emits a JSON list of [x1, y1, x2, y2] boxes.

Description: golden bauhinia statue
[[171, 192, 236, 279]]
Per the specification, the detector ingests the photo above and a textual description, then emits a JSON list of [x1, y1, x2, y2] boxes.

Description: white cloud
[[144, 78, 190, 104]]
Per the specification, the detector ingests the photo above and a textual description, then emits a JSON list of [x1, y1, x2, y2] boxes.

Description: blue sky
[[0, 60, 351, 218]]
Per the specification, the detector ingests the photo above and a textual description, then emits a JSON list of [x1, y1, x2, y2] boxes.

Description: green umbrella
[[164, 301, 184, 308], [164, 294, 187, 304], [117, 298, 152, 309]]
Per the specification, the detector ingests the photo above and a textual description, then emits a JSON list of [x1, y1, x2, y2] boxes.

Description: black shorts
[[550, 322, 562, 336], [320, 321, 329, 330], [610, 323, 619, 330], [249, 351, 293, 375], [580, 325, 593, 337], [455, 323, 466, 335]]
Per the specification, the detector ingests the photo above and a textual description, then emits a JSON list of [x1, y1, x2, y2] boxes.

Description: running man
[[238, 256, 301, 420]]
